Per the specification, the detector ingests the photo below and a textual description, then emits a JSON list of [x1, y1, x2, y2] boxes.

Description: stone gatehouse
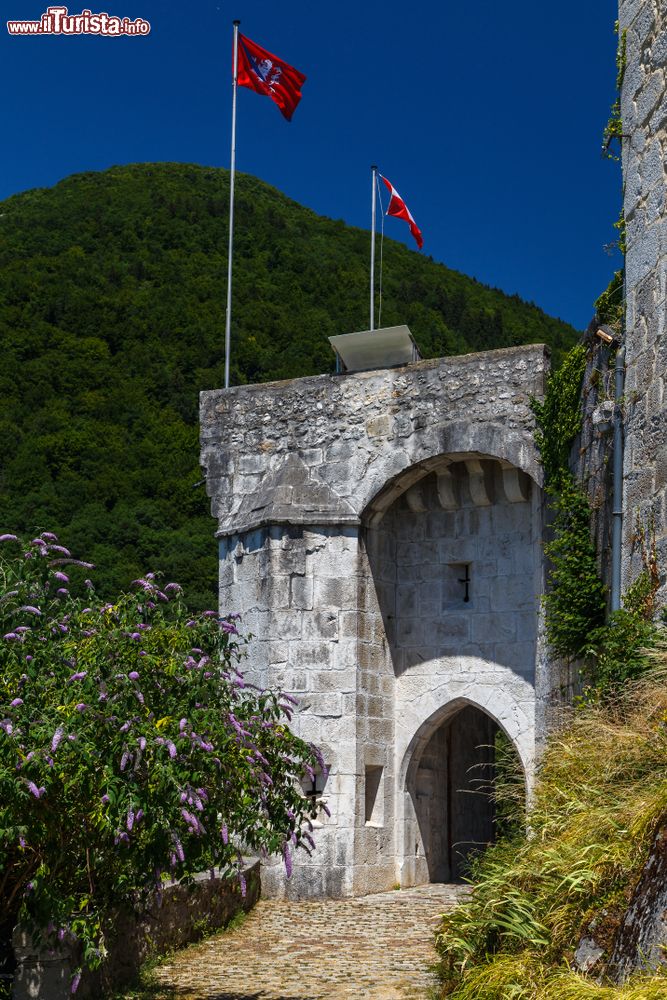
[[200, 343, 551, 898]]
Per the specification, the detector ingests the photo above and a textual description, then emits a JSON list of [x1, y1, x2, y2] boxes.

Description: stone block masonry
[[201, 345, 551, 898], [620, 0, 667, 598]]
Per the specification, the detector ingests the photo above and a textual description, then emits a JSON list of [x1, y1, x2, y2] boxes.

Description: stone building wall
[[364, 466, 541, 887], [620, 0, 667, 598], [200, 344, 550, 898]]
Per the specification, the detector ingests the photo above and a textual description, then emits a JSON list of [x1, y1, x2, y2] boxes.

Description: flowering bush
[[0, 532, 321, 986]]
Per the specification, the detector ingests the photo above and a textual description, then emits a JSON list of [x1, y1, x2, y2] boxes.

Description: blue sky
[[2, 0, 621, 329]]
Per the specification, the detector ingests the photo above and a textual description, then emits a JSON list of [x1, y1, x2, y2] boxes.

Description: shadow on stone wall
[[411, 705, 498, 882], [365, 466, 538, 681]]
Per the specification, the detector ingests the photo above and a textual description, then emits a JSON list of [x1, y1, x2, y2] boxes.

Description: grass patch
[[434, 643, 667, 998]]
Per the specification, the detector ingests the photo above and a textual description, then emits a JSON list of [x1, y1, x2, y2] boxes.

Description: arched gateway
[[200, 344, 551, 898]]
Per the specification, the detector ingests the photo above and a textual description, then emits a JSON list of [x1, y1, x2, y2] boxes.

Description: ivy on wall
[[602, 21, 627, 160], [532, 345, 661, 690], [542, 478, 606, 658], [530, 343, 587, 491], [531, 344, 606, 659]]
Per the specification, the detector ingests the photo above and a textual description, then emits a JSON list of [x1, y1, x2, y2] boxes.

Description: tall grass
[[435, 645, 667, 998]]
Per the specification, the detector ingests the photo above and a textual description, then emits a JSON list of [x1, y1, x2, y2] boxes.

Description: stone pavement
[[148, 883, 464, 1000]]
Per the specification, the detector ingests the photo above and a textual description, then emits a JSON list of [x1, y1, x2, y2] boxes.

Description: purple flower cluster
[[0, 532, 324, 983], [172, 833, 185, 863], [181, 808, 206, 836], [27, 781, 46, 799]]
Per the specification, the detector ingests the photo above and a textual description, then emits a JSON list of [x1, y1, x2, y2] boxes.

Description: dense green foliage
[[543, 479, 606, 659], [0, 163, 579, 607], [594, 270, 624, 328], [435, 653, 667, 998], [530, 344, 606, 660], [530, 344, 587, 491], [0, 532, 320, 988]]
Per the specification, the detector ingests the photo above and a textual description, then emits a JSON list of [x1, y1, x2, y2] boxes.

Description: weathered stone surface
[[200, 345, 547, 540], [233, 453, 358, 534], [11, 932, 72, 1000], [621, 0, 667, 604], [609, 822, 667, 982], [574, 936, 606, 974], [201, 346, 550, 899]]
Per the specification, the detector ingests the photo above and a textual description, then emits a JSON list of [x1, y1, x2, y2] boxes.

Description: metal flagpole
[[370, 164, 377, 331], [224, 20, 240, 389]]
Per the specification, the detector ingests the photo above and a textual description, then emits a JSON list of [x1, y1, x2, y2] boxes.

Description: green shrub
[[594, 270, 624, 329], [435, 652, 667, 998], [543, 478, 606, 659], [0, 532, 321, 990], [583, 609, 657, 692]]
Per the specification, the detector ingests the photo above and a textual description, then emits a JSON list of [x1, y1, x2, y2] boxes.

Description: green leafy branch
[[602, 22, 627, 160]]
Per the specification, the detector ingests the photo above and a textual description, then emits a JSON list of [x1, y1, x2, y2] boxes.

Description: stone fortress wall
[[201, 345, 551, 897], [196, 0, 667, 898], [620, 0, 667, 596]]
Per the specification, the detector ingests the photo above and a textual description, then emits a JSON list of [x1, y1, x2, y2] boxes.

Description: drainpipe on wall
[[610, 346, 626, 612]]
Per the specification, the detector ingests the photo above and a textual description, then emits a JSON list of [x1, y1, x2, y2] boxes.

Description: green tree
[[0, 163, 580, 609]]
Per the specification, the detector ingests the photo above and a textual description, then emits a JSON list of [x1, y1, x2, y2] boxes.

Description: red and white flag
[[237, 33, 306, 121], [380, 174, 423, 249]]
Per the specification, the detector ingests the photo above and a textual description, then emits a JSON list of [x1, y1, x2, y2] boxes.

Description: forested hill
[[0, 162, 579, 608]]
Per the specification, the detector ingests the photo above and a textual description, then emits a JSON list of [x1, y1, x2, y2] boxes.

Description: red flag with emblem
[[380, 174, 423, 249], [237, 33, 306, 121]]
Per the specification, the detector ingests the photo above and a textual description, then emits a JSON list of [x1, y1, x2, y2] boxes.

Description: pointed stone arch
[[397, 695, 529, 886], [359, 420, 542, 526], [201, 345, 551, 898]]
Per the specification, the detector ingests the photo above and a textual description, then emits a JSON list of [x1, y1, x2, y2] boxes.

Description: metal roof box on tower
[[328, 325, 421, 374]]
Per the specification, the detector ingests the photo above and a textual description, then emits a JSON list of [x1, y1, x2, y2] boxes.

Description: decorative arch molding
[[395, 670, 535, 795], [395, 685, 534, 886], [359, 420, 542, 525], [399, 695, 530, 794]]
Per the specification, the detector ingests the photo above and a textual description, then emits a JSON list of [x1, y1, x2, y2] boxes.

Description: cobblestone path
[[150, 883, 464, 1000]]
